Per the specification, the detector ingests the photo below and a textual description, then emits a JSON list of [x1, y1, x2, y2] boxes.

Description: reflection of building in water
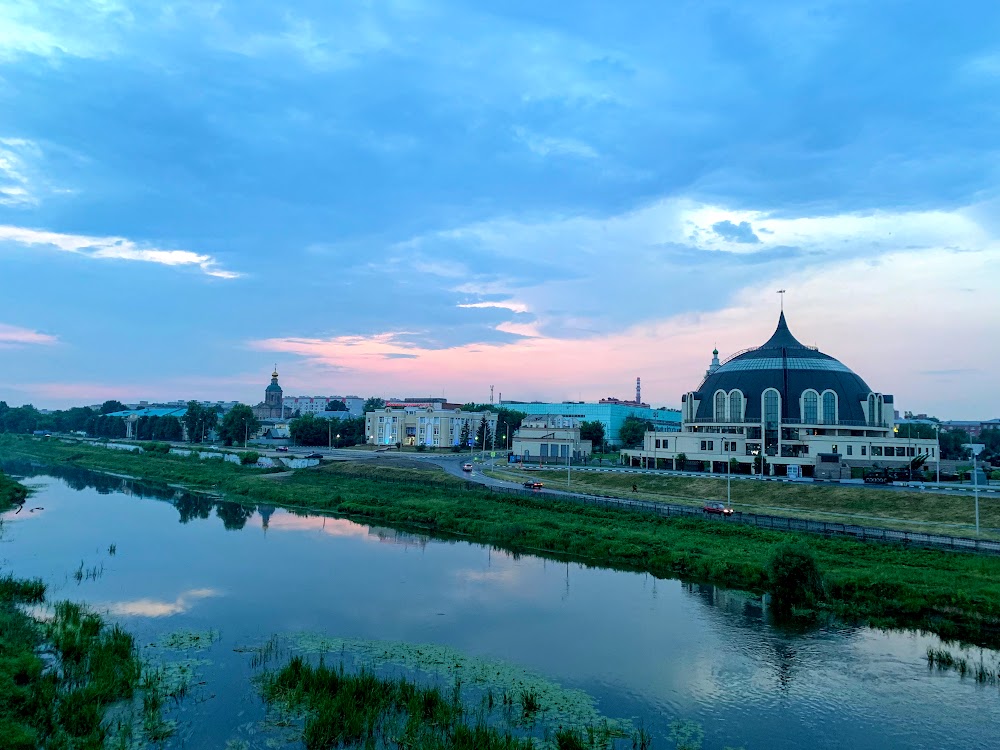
[[683, 582, 765, 620], [258, 504, 276, 531], [367, 525, 430, 549]]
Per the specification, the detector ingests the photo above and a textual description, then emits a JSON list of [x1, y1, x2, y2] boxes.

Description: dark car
[[305, 452, 323, 459], [523, 480, 544, 489], [703, 501, 733, 516], [275, 446, 289, 452]]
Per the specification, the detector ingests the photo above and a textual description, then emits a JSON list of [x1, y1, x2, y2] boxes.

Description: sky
[[1, 0, 999, 418]]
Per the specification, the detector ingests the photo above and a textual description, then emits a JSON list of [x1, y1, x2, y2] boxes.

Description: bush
[[766, 542, 825, 608], [141, 442, 171, 455], [238, 451, 260, 465], [415, 444, 426, 452]]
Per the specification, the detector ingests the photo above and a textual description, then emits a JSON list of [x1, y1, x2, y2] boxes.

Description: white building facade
[[365, 406, 498, 448], [622, 313, 938, 478], [512, 415, 593, 463]]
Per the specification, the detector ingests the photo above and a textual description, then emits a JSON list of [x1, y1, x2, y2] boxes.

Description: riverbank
[[0, 469, 28, 509], [0, 471, 172, 748], [485, 465, 1000, 539], [5, 435, 1000, 646]]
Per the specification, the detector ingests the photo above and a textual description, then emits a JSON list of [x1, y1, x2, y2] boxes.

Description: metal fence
[[480, 483, 1000, 556]]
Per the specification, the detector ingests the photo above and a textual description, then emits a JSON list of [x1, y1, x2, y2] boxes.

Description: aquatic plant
[[766, 542, 825, 609]]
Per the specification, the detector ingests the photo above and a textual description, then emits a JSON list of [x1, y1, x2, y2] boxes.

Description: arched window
[[764, 389, 780, 429], [822, 391, 837, 424], [715, 391, 726, 422], [803, 390, 819, 423], [729, 391, 743, 422], [868, 394, 877, 425]]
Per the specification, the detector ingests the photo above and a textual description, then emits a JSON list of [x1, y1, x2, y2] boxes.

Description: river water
[[1, 464, 997, 749]]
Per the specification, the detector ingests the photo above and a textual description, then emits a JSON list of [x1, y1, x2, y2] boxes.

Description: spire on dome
[[761, 311, 806, 349]]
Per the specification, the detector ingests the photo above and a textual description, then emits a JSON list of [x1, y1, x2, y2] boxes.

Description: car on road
[[305, 452, 323, 459], [703, 501, 733, 516], [523, 480, 544, 489], [275, 446, 289, 452], [462, 463, 474, 472]]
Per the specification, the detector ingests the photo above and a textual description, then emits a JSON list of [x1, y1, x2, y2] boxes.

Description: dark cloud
[[712, 220, 761, 244]]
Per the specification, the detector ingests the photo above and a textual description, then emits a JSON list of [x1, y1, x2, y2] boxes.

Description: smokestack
[[636, 377, 641, 406]]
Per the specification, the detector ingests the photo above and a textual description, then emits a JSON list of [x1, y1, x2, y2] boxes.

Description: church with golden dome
[[252, 367, 285, 420]]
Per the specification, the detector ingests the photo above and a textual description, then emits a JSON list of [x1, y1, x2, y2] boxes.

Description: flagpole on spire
[[777, 289, 786, 312]]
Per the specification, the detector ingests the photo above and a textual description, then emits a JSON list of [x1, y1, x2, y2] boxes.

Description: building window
[[832, 444, 838, 454], [822, 391, 837, 424], [861, 445, 867, 456], [764, 389, 780, 429], [846, 445, 853, 456], [701, 440, 716, 451], [729, 391, 743, 422], [655, 439, 661, 449], [715, 391, 726, 422], [803, 391, 818, 423]]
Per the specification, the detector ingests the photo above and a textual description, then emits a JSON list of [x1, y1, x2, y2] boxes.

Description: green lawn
[[5, 435, 1000, 646], [484, 466, 1000, 539]]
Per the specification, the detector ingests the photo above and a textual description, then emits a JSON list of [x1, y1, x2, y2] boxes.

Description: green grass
[[0, 468, 167, 749], [491, 466, 1000, 538], [261, 656, 633, 750], [6, 435, 1000, 646], [0, 470, 28, 510]]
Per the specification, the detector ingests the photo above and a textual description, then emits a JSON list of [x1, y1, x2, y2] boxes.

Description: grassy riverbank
[[5, 435, 1000, 646], [486, 466, 1000, 539], [0, 469, 28, 509], [1, 473, 155, 748]]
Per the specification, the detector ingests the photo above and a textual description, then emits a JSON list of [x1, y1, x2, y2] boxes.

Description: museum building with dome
[[624, 312, 938, 478]]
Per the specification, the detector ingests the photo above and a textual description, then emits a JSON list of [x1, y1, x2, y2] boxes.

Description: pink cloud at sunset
[[0, 323, 58, 347], [251, 244, 999, 417]]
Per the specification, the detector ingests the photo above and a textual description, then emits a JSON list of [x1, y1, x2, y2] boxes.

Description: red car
[[275, 446, 289, 452], [703, 502, 734, 516]]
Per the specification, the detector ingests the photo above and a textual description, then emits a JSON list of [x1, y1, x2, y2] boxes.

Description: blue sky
[[1, 0, 998, 417]]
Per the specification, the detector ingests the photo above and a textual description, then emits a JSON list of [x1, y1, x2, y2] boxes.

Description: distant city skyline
[[2, 2, 998, 418]]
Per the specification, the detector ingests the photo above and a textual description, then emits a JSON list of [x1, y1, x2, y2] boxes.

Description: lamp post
[[328, 419, 332, 450], [726, 438, 732, 509], [935, 423, 941, 484], [336, 433, 340, 449], [242, 418, 248, 449]]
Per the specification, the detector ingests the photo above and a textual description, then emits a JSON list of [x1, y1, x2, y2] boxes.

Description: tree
[[289, 414, 329, 446], [218, 404, 259, 447], [154, 416, 183, 441], [2, 405, 41, 434], [182, 402, 218, 443], [895, 423, 938, 440], [939, 429, 972, 460], [767, 542, 825, 609], [476, 416, 493, 449], [618, 415, 652, 449], [459, 421, 472, 448], [580, 420, 605, 449], [325, 400, 348, 412], [363, 397, 386, 413], [99, 400, 129, 415]]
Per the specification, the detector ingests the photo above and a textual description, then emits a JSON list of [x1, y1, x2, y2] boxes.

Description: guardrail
[[478, 484, 1000, 555]]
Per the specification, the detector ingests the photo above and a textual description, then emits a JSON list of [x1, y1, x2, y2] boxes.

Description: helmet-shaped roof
[[694, 313, 873, 422]]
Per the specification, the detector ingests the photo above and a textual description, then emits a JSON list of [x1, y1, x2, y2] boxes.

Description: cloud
[[0, 225, 240, 279], [711, 219, 761, 244], [103, 588, 220, 618], [513, 127, 599, 160], [0, 323, 57, 347], [0, 138, 42, 207]]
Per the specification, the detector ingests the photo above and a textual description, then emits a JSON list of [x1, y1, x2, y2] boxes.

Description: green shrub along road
[[4, 435, 1000, 647]]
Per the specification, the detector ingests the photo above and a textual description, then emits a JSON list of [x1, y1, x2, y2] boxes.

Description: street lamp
[[726, 438, 732, 509], [242, 418, 248, 448], [964, 443, 985, 535], [336, 433, 340, 449]]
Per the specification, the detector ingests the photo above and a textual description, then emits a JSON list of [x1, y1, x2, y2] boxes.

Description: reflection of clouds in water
[[454, 568, 522, 586], [262, 513, 372, 540], [105, 588, 221, 617]]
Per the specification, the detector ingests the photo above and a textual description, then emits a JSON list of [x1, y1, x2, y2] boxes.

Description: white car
[[462, 463, 474, 472]]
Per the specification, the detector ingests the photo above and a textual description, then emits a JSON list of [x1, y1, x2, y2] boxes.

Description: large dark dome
[[694, 313, 873, 423]]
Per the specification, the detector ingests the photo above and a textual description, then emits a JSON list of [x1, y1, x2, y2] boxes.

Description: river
[[1, 463, 997, 749]]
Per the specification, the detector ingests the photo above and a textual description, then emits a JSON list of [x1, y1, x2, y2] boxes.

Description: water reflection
[[3, 464, 999, 750]]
